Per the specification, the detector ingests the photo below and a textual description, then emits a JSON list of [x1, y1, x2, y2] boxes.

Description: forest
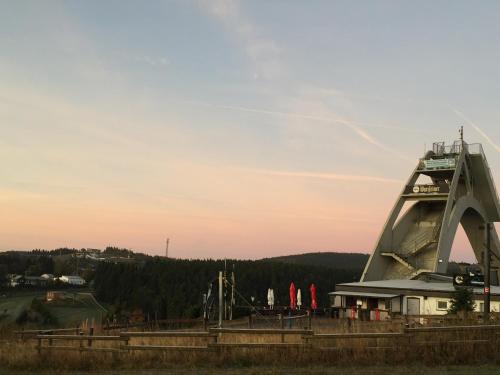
[[93, 257, 363, 319]]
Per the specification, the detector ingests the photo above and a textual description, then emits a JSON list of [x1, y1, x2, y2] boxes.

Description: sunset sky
[[1, 1, 499, 261]]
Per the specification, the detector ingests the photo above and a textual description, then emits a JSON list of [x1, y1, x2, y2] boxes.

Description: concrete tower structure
[[361, 137, 500, 283]]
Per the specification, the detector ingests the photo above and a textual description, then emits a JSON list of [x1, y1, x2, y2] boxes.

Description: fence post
[[79, 330, 84, 352], [37, 336, 41, 355], [248, 314, 253, 328], [279, 314, 285, 343], [123, 333, 130, 352], [48, 331, 53, 347], [88, 326, 94, 347], [404, 326, 412, 347], [307, 310, 312, 330]]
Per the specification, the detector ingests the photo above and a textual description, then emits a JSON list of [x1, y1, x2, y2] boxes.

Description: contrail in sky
[[253, 169, 402, 184], [189, 100, 426, 133], [187, 100, 419, 163], [347, 123, 415, 163], [453, 108, 500, 152]]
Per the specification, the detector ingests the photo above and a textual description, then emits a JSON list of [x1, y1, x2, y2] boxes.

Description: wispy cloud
[[135, 55, 170, 67], [252, 169, 402, 184], [453, 108, 500, 152], [198, 0, 285, 80]]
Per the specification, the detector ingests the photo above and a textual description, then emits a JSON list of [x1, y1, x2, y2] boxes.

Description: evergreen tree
[[448, 287, 475, 314]]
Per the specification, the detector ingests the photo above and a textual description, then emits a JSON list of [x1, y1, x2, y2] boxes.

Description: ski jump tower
[[361, 133, 500, 283]]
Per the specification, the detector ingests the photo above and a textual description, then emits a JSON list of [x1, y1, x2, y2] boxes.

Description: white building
[[58, 275, 86, 286], [330, 278, 500, 319]]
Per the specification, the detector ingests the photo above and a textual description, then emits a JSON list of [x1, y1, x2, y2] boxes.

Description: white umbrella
[[297, 289, 302, 309], [267, 288, 272, 307], [270, 289, 275, 309]]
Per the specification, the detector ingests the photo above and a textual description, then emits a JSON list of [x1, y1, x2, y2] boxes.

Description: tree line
[[93, 257, 362, 319]]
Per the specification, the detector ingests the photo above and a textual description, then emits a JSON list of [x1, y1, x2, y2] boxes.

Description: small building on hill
[[330, 279, 500, 320], [9, 275, 47, 287], [46, 291, 65, 302], [58, 275, 86, 286]]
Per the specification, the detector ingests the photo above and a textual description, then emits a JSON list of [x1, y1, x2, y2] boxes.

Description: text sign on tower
[[404, 184, 450, 195]]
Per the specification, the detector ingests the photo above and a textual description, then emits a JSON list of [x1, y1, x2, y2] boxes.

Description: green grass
[[0, 291, 105, 329], [0, 293, 42, 326], [45, 299, 102, 327]]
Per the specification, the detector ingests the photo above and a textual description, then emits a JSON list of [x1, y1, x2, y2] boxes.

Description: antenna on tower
[[459, 125, 464, 142], [165, 238, 170, 258]]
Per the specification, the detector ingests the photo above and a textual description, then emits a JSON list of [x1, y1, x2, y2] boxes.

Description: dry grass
[[1, 365, 500, 375], [2, 318, 500, 371]]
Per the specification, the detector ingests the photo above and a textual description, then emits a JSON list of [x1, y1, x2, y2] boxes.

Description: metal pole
[[218, 271, 223, 328], [230, 269, 235, 320], [224, 260, 227, 320], [484, 223, 491, 323]]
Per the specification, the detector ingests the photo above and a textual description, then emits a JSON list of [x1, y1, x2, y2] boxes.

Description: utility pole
[[218, 271, 223, 328], [76, 255, 79, 276], [165, 238, 170, 258], [229, 265, 235, 320], [224, 259, 227, 320], [484, 222, 491, 323]]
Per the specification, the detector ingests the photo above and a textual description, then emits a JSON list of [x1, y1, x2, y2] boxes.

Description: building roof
[[330, 291, 399, 299], [335, 279, 500, 296], [61, 275, 85, 279]]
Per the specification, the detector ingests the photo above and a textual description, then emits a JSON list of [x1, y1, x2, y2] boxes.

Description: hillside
[[265, 252, 370, 272]]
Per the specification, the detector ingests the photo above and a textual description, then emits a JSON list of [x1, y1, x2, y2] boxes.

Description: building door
[[407, 297, 420, 315]]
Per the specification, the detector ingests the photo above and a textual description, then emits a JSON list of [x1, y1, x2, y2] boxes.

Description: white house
[[58, 275, 86, 286], [330, 278, 500, 320]]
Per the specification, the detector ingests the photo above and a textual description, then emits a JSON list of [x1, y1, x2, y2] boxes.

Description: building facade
[[331, 279, 500, 319]]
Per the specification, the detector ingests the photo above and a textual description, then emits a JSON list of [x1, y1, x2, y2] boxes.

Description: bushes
[[15, 298, 58, 326]]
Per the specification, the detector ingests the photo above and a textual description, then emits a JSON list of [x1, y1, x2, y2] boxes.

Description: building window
[[437, 300, 448, 311]]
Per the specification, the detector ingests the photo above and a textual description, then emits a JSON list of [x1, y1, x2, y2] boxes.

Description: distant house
[[9, 275, 23, 287], [10, 275, 47, 287], [58, 275, 86, 286]]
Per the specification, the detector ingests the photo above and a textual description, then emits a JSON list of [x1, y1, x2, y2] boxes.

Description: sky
[[0, 1, 499, 261]]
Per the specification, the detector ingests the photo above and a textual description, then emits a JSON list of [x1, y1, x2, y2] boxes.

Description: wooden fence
[[29, 323, 500, 354], [15, 327, 83, 341]]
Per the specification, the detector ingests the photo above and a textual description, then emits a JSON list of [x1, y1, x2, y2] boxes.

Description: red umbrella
[[310, 283, 317, 310], [289, 282, 296, 309]]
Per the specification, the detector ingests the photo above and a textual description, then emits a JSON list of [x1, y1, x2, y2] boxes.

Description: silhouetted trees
[[93, 257, 362, 319], [0, 252, 53, 276]]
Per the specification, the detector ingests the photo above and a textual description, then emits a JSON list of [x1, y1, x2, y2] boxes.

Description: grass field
[[0, 293, 43, 326], [45, 293, 104, 327], [0, 290, 105, 330]]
